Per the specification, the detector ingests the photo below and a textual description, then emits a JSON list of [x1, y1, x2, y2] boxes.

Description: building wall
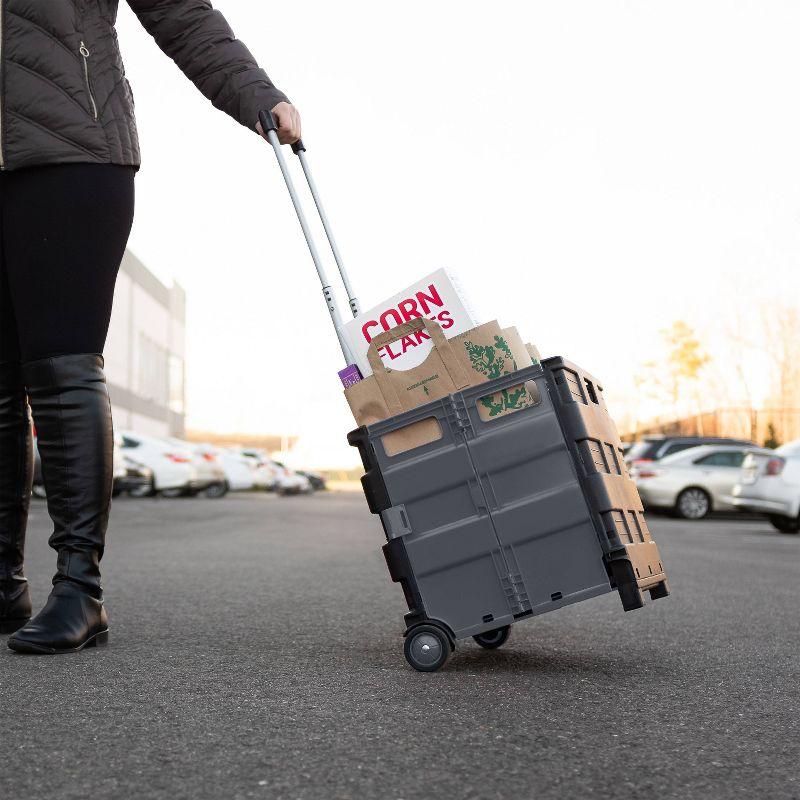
[[625, 407, 800, 447], [106, 251, 186, 437]]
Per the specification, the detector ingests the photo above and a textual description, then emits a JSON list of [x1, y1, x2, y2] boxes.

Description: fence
[[626, 408, 800, 447]]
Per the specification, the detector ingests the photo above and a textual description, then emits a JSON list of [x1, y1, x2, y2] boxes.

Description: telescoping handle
[[290, 139, 360, 318], [259, 110, 359, 367]]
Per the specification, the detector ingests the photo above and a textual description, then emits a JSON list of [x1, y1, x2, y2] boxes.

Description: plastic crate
[[348, 357, 668, 671]]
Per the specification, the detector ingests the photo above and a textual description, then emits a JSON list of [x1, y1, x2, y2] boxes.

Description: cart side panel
[[543, 357, 669, 604]]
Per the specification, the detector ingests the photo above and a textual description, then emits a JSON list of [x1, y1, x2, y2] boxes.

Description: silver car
[[633, 444, 768, 519], [731, 440, 800, 533]]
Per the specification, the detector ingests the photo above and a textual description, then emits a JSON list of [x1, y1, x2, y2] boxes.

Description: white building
[[105, 251, 186, 437]]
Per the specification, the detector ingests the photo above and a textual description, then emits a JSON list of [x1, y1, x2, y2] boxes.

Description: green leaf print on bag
[[479, 385, 533, 418], [492, 335, 517, 369], [465, 333, 532, 418], [479, 394, 505, 417], [464, 335, 518, 381]]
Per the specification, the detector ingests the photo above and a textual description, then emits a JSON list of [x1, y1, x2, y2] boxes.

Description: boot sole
[[7, 629, 109, 655], [0, 618, 31, 635]]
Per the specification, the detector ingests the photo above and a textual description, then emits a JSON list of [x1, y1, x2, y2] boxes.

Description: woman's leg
[[2, 164, 135, 654], [0, 225, 34, 634]]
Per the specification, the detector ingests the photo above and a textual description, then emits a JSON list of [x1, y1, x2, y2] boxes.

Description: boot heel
[[91, 630, 110, 648]]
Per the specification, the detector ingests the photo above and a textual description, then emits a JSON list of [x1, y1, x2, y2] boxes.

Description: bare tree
[[723, 308, 756, 411], [761, 303, 800, 440]]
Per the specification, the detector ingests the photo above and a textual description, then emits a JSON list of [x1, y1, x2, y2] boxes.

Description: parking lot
[[1, 492, 798, 800]]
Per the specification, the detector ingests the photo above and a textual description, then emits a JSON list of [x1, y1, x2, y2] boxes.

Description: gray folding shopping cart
[[260, 111, 669, 672]]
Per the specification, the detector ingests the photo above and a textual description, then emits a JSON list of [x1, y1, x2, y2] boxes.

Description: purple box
[[338, 364, 363, 388]]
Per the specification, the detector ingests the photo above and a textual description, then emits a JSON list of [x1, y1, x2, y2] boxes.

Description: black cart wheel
[[404, 624, 453, 672], [473, 625, 511, 649]]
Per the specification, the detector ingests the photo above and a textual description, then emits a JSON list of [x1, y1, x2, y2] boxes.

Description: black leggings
[[0, 164, 136, 364]]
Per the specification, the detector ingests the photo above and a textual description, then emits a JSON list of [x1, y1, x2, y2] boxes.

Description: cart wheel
[[473, 625, 511, 650], [404, 624, 453, 672]]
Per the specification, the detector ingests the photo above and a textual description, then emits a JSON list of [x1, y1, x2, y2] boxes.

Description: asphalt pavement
[[1, 492, 798, 800]]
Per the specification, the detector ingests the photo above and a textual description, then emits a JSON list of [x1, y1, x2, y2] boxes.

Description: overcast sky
[[117, 0, 800, 467]]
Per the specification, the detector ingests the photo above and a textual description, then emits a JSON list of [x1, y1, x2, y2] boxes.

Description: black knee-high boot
[[0, 362, 34, 634], [8, 355, 112, 654]]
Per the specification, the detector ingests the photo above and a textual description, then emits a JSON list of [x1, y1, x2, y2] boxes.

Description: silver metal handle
[[292, 141, 360, 317], [259, 110, 355, 366]]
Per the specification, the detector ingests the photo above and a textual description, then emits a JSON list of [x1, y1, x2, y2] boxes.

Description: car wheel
[[129, 477, 156, 498], [204, 481, 229, 499], [769, 514, 800, 534], [675, 487, 711, 520]]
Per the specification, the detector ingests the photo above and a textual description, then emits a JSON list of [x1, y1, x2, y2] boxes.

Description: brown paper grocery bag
[[345, 317, 469, 456], [366, 317, 471, 416], [345, 319, 540, 452], [343, 375, 391, 426], [525, 342, 542, 363], [344, 371, 443, 456], [450, 322, 531, 380], [450, 323, 538, 421]]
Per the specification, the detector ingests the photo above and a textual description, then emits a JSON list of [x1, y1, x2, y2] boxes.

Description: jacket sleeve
[[127, 0, 288, 131]]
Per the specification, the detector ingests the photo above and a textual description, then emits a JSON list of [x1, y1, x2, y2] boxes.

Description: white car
[[117, 431, 200, 496], [238, 450, 277, 490], [180, 443, 256, 493], [214, 448, 257, 492], [115, 455, 155, 498], [113, 438, 127, 484], [238, 450, 311, 495], [271, 460, 312, 495], [633, 443, 768, 520], [163, 438, 229, 498], [731, 440, 800, 533]]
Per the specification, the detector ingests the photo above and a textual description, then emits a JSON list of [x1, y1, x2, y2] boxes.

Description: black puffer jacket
[[0, 0, 288, 171]]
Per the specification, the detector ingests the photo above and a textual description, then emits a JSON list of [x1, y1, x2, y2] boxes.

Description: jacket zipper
[[79, 41, 99, 121]]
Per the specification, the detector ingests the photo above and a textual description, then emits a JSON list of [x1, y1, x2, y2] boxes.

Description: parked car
[[113, 441, 128, 487], [731, 440, 800, 533], [625, 435, 756, 468], [117, 431, 201, 497], [238, 450, 278, 490], [214, 448, 257, 492], [271, 461, 312, 495], [297, 470, 326, 491], [114, 456, 155, 498], [238, 450, 311, 495], [163, 438, 229, 498], [633, 443, 768, 519]]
